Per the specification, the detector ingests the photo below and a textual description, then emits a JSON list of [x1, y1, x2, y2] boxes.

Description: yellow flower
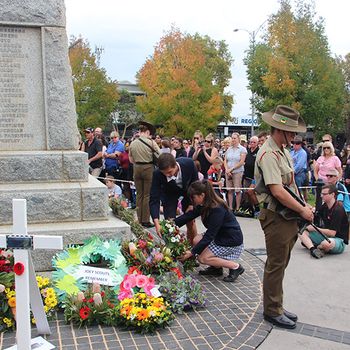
[[164, 256, 171, 263], [32, 317, 36, 325], [42, 278, 50, 287], [8, 297, 16, 308], [3, 317, 13, 327], [6, 290, 15, 298]]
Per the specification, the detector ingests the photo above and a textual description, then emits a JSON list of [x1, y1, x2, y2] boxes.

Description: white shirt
[[166, 162, 183, 188]]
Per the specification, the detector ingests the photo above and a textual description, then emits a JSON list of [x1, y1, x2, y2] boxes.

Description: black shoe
[[263, 314, 296, 329], [283, 309, 298, 322], [310, 248, 324, 259], [198, 266, 223, 276], [142, 222, 154, 228], [223, 264, 245, 282]]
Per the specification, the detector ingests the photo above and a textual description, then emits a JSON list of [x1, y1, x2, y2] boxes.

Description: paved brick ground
[[0, 251, 272, 350]]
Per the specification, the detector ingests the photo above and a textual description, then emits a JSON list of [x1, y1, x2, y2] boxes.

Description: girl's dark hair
[[188, 180, 228, 218]]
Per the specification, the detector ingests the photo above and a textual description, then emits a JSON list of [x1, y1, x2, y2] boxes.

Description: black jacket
[[175, 204, 244, 256], [150, 157, 198, 219]]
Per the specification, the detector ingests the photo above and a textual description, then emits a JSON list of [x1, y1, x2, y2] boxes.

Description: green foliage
[[158, 272, 206, 314], [245, 0, 346, 138], [136, 27, 233, 138], [338, 53, 350, 142], [69, 36, 119, 131]]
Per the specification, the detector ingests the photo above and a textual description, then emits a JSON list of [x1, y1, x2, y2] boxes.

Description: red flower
[[101, 291, 105, 297], [128, 266, 141, 275], [171, 267, 183, 279], [14, 262, 25, 276], [137, 240, 147, 249], [88, 298, 94, 303], [107, 300, 114, 308], [147, 233, 154, 241], [79, 306, 91, 320]]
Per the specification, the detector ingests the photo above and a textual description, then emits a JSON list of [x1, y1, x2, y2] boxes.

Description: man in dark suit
[[150, 153, 198, 243]]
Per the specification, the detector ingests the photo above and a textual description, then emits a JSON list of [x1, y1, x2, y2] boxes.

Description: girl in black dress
[[175, 180, 245, 282]]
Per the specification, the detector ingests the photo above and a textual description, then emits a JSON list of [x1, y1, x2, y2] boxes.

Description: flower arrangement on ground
[[52, 236, 127, 301], [159, 219, 197, 272], [158, 272, 206, 314], [62, 283, 117, 327], [121, 238, 177, 276], [115, 270, 174, 333], [0, 272, 58, 331]]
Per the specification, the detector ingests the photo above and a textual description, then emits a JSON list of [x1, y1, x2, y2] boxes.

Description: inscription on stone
[[0, 26, 45, 150]]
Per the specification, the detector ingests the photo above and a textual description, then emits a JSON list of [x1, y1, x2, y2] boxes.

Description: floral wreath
[[52, 236, 128, 302]]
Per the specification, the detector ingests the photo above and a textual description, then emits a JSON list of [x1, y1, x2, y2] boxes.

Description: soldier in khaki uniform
[[254, 105, 314, 329], [129, 121, 160, 227]]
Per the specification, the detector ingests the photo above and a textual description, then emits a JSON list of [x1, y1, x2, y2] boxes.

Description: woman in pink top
[[314, 141, 342, 182]]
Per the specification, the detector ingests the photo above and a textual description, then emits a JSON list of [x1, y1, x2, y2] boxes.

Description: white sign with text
[[74, 265, 115, 286]]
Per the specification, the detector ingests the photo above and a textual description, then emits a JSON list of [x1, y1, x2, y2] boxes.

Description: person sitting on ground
[[105, 175, 122, 199], [299, 184, 348, 258], [176, 180, 244, 282], [207, 156, 224, 197]]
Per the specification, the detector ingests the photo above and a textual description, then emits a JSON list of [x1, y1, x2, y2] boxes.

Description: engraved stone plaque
[[0, 26, 45, 150]]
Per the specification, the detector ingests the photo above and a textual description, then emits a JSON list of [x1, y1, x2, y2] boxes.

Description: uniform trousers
[[133, 164, 154, 224], [259, 208, 298, 316]]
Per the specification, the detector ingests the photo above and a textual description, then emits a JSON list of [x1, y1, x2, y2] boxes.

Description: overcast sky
[[65, 0, 349, 118]]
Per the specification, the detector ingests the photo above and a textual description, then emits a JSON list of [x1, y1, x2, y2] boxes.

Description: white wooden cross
[[0, 199, 63, 350]]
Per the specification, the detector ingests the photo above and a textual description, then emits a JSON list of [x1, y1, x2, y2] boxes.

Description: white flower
[[171, 237, 176, 243], [169, 227, 174, 233], [0, 284, 5, 293]]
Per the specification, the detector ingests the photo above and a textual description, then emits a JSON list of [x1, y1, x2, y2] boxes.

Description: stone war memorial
[[0, 0, 130, 271]]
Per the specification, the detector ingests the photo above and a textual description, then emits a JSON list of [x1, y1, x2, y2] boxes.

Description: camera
[[199, 141, 205, 148]]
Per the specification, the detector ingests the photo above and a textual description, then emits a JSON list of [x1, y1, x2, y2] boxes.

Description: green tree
[[69, 37, 119, 130], [245, 0, 345, 138], [136, 27, 233, 138], [338, 53, 350, 142]]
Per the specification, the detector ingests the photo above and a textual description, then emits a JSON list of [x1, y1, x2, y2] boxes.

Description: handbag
[[137, 138, 159, 166]]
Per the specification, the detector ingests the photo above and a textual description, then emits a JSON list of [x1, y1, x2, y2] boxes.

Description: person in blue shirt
[[290, 135, 308, 190], [175, 180, 244, 283], [103, 131, 125, 179]]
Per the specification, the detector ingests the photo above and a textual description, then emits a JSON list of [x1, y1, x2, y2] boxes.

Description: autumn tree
[[245, 0, 345, 137], [136, 27, 233, 138], [69, 37, 119, 130]]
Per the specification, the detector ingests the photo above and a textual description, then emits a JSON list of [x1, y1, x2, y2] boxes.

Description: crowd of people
[[80, 122, 350, 224], [80, 108, 349, 329]]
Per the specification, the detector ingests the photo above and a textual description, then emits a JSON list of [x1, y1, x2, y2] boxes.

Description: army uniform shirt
[[254, 136, 297, 211], [129, 136, 160, 164]]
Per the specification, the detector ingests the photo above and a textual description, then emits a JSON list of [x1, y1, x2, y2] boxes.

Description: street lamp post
[[234, 20, 267, 137]]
